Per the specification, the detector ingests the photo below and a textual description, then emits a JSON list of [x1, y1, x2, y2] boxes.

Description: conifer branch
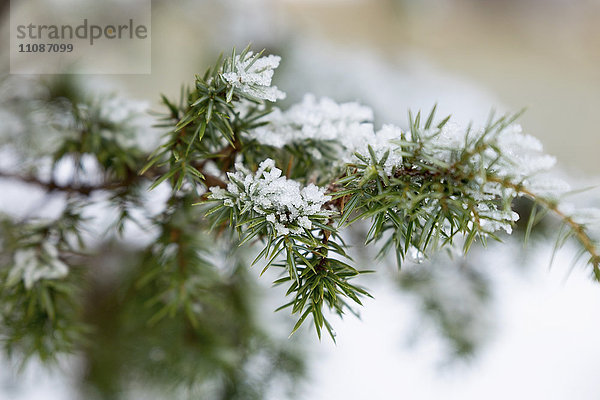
[[2, 45, 600, 369]]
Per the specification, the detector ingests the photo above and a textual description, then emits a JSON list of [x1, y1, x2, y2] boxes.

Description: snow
[[210, 158, 331, 236], [8, 243, 69, 290], [420, 122, 558, 180], [476, 203, 520, 235], [222, 52, 286, 102], [246, 94, 408, 173], [525, 175, 571, 198], [247, 93, 374, 147], [301, 242, 600, 400]]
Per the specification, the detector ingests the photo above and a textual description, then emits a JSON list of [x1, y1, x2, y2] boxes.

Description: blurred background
[[1, 0, 600, 399]]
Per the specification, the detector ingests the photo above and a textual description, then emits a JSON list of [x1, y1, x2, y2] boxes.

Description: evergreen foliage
[[1, 46, 599, 397]]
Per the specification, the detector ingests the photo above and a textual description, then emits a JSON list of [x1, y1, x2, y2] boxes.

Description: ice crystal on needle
[[246, 94, 405, 172], [476, 204, 520, 234], [210, 159, 331, 236], [222, 51, 286, 102], [421, 122, 556, 179], [525, 175, 571, 198], [247, 94, 374, 147], [351, 124, 406, 175], [491, 125, 557, 179]]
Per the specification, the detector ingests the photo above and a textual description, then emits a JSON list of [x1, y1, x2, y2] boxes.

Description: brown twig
[[0, 170, 112, 196], [488, 175, 600, 273]]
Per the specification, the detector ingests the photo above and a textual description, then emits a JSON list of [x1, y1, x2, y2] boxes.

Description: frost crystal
[[210, 159, 331, 236], [246, 94, 405, 172], [247, 94, 374, 148], [525, 175, 571, 198], [422, 122, 557, 180], [9, 243, 69, 289], [222, 52, 286, 102], [351, 124, 405, 175], [421, 122, 466, 162], [476, 204, 520, 234], [491, 125, 557, 178]]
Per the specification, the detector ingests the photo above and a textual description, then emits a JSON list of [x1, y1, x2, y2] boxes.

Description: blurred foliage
[[0, 73, 305, 399]]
